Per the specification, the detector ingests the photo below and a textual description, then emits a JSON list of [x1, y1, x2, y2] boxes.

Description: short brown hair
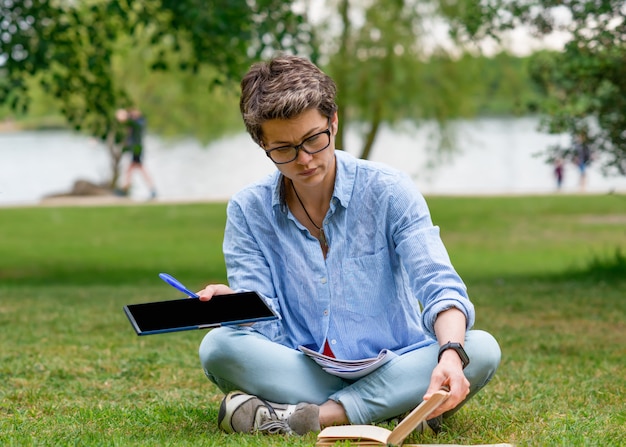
[[240, 54, 338, 146]]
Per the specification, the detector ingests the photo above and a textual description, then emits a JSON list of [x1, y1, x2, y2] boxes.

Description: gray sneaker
[[218, 391, 320, 435]]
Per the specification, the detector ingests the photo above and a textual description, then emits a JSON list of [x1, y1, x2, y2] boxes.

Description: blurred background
[[2, 0, 625, 204]]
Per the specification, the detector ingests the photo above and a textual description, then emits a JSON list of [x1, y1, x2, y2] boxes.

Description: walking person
[[197, 55, 501, 436], [115, 107, 157, 199], [573, 130, 592, 192], [554, 156, 564, 191]]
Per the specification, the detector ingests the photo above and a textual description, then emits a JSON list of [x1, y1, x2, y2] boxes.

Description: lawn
[[1, 194, 625, 446]]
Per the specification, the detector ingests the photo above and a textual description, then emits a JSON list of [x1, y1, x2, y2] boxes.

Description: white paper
[[299, 345, 398, 379]]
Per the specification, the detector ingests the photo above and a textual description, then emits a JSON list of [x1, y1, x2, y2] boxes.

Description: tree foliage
[[443, 0, 626, 176], [2, 0, 574, 179], [110, 34, 243, 144], [0, 0, 312, 185], [315, 0, 527, 161], [321, 0, 480, 158]]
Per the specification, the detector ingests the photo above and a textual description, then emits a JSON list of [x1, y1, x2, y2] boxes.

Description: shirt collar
[[271, 171, 287, 213], [332, 150, 355, 210], [271, 150, 357, 214]]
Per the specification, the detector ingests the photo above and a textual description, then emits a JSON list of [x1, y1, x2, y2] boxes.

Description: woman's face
[[261, 109, 338, 191]]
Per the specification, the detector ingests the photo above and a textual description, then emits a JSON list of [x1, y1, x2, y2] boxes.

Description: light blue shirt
[[223, 150, 475, 360]]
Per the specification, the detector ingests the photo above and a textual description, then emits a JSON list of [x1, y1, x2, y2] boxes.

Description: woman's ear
[[331, 111, 339, 135]]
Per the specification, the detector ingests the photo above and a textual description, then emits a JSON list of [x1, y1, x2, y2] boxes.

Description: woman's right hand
[[196, 284, 236, 301]]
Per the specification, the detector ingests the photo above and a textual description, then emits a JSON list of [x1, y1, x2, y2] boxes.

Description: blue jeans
[[199, 327, 501, 424]]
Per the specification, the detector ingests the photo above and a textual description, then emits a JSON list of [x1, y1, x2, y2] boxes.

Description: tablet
[[123, 291, 279, 335]]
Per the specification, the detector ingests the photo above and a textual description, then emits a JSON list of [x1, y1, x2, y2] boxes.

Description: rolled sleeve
[[421, 296, 475, 338]]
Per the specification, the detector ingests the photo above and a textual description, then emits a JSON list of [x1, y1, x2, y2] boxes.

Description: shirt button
[[320, 277, 327, 284], [323, 310, 329, 316], [331, 339, 337, 345]]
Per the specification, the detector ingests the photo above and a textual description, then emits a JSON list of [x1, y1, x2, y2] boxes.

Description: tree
[[442, 0, 626, 176], [0, 0, 313, 186], [313, 0, 481, 160]]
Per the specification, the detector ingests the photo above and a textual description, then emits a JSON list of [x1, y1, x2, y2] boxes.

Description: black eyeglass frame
[[263, 121, 332, 165]]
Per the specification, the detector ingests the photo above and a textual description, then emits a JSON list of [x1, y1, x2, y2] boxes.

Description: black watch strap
[[438, 342, 470, 369]]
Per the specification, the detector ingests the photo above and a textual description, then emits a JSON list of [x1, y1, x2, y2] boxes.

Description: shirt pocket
[[342, 248, 391, 316]]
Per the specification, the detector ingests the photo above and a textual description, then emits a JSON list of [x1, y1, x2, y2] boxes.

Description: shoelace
[[257, 419, 293, 435], [255, 398, 296, 435]]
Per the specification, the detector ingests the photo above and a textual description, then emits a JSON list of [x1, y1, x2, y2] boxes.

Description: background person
[[197, 55, 501, 437], [554, 156, 564, 191], [115, 107, 157, 199], [573, 130, 592, 192]]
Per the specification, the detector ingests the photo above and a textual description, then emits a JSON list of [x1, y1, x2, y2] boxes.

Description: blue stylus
[[159, 273, 200, 298]]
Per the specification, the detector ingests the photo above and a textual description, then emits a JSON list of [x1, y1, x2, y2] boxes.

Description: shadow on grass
[[551, 247, 626, 283], [464, 247, 626, 286]]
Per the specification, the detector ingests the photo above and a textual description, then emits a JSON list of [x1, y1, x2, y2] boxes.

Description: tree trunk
[[359, 103, 382, 160], [104, 129, 124, 189]]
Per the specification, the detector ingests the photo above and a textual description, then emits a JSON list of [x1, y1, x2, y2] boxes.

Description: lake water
[[1, 116, 625, 206]]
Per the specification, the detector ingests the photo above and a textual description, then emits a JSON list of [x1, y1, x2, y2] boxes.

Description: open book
[[316, 390, 449, 446], [298, 345, 397, 379]]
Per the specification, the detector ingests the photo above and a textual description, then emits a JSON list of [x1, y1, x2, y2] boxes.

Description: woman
[[197, 54, 501, 436]]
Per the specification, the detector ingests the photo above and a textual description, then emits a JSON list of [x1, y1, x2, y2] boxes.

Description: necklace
[[291, 182, 329, 253]]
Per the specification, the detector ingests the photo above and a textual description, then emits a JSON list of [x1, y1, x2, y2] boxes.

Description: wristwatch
[[438, 342, 470, 369]]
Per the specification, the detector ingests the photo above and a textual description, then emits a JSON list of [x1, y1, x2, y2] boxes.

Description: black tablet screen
[[124, 292, 277, 334]]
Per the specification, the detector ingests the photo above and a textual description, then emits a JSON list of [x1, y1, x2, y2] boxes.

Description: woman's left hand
[[422, 350, 470, 418]]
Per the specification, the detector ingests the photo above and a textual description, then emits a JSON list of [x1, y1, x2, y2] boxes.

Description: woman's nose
[[295, 148, 314, 164]]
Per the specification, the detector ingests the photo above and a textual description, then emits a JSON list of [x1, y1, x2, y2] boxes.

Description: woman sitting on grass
[[196, 54, 501, 436]]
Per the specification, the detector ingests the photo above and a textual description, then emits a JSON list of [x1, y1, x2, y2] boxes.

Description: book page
[[387, 390, 449, 445], [316, 424, 392, 445], [403, 444, 514, 447], [299, 345, 398, 379], [317, 441, 384, 446], [317, 390, 450, 447]]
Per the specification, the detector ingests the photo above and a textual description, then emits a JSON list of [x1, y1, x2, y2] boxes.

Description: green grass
[[1, 194, 625, 446]]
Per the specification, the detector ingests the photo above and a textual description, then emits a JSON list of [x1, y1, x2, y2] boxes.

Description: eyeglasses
[[264, 125, 332, 164]]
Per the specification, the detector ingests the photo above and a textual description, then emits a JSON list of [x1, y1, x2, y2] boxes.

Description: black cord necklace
[[291, 181, 329, 253]]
